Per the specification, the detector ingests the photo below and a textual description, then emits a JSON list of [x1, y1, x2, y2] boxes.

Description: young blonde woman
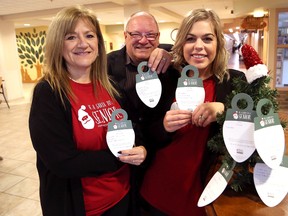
[[140, 9, 246, 216]]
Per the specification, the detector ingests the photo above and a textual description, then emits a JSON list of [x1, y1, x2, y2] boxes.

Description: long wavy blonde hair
[[172, 8, 230, 82], [41, 5, 118, 106]]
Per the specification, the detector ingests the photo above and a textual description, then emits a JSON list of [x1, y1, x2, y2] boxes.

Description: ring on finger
[[199, 115, 204, 120]]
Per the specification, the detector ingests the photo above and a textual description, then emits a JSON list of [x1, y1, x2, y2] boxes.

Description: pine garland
[[207, 75, 287, 192]]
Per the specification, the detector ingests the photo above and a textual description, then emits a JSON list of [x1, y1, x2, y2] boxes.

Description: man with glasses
[[107, 11, 179, 215]]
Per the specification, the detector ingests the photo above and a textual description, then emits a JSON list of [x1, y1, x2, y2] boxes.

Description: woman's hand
[[163, 109, 192, 132], [192, 102, 224, 127], [118, 146, 147, 166]]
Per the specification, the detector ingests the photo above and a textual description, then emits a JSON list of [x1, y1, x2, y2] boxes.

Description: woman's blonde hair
[[172, 8, 230, 82], [41, 5, 118, 105]]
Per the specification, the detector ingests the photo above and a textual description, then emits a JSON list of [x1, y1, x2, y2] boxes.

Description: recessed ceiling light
[[24, 24, 31, 26]]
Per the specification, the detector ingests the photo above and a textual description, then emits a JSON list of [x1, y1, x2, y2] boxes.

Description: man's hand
[[148, 48, 173, 74]]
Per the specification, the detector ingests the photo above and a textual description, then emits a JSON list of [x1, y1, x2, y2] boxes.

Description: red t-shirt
[[140, 76, 215, 216], [70, 80, 130, 216]]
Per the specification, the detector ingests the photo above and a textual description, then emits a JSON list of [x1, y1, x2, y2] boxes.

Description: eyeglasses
[[126, 31, 159, 41]]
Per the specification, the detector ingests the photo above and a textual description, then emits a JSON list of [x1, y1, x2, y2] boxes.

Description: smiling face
[[183, 20, 217, 76], [62, 18, 98, 75], [124, 13, 160, 65]]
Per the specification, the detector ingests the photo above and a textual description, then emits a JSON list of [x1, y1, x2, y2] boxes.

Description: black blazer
[[107, 45, 179, 165]]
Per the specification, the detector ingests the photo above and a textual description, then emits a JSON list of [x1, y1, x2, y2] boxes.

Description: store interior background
[[0, 0, 288, 215]]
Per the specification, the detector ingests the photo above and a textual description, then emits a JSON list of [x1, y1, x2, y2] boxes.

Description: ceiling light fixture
[[253, 10, 265, 18]]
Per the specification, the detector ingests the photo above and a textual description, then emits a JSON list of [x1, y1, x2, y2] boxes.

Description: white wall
[[158, 22, 179, 44], [0, 20, 23, 101]]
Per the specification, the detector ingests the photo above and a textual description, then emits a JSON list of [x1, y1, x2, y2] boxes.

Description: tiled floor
[[0, 52, 285, 215], [228, 49, 245, 70]]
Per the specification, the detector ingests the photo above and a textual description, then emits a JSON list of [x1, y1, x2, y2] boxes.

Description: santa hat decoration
[[241, 44, 268, 83]]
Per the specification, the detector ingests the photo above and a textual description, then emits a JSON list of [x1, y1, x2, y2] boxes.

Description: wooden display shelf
[[205, 186, 288, 216]]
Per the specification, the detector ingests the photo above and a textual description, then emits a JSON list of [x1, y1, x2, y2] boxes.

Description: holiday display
[[206, 44, 287, 199], [241, 44, 268, 83]]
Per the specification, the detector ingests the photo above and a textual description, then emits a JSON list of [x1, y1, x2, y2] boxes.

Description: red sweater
[[70, 80, 130, 215], [140, 77, 215, 216]]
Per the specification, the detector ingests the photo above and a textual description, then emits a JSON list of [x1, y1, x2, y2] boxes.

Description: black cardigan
[[29, 80, 123, 216]]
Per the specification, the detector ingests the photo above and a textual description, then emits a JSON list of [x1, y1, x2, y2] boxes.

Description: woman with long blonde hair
[[29, 5, 146, 216], [141, 9, 246, 216]]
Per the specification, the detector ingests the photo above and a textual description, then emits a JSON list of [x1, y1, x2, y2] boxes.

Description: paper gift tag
[[197, 161, 235, 207], [175, 65, 205, 111], [223, 93, 256, 163], [135, 61, 162, 108], [254, 99, 285, 169], [253, 157, 288, 207], [170, 101, 179, 110], [106, 109, 135, 157]]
